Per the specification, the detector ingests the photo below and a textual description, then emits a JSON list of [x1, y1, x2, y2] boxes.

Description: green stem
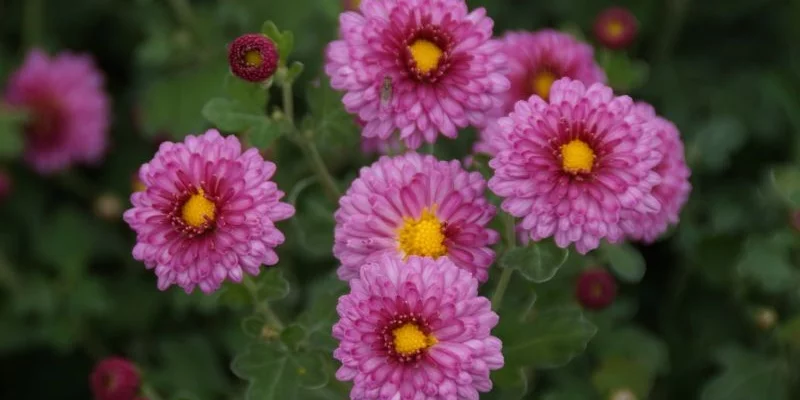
[[281, 80, 295, 123], [141, 384, 165, 400], [303, 137, 341, 203], [492, 213, 518, 310], [22, 0, 43, 48], [243, 277, 285, 330]]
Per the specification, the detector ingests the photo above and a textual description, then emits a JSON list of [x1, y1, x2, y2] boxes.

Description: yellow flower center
[[392, 323, 437, 355], [244, 49, 263, 67], [408, 39, 443, 74], [397, 208, 447, 258], [606, 20, 624, 38], [531, 70, 558, 101], [560, 139, 595, 174], [181, 189, 216, 227]]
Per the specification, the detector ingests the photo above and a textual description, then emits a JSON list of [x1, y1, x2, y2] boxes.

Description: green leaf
[[601, 51, 649, 92], [261, 21, 282, 45], [286, 61, 305, 84], [700, 347, 788, 400], [500, 241, 569, 283], [257, 268, 290, 301], [599, 242, 646, 283], [241, 316, 267, 339], [735, 234, 797, 293], [592, 358, 653, 399], [280, 324, 308, 351], [157, 336, 230, 398], [303, 75, 358, 147], [686, 116, 747, 173], [592, 326, 669, 375], [35, 208, 93, 279], [225, 74, 268, 113], [247, 119, 282, 149], [260, 21, 293, 65], [232, 342, 329, 399], [490, 367, 530, 400], [0, 109, 26, 160], [770, 165, 800, 207], [202, 98, 267, 132], [778, 314, 800, 349], [498, 306, 597, 368]]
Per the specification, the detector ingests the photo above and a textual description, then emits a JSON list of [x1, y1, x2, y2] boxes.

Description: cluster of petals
[[333, 255, 503, 399], [334, 152, 497, 282], [488, 78, 675, 254], [123, 130, 294, 293], [3, 49, 109, 173], [475, 30, 605, 156], [325, 0, 509, 150]]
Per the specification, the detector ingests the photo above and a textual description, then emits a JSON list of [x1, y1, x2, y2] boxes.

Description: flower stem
[[281, 80, 295, 123], [301, 137, 341, 203], [492, 213, 518, 310], [243, 276, 285, 330]]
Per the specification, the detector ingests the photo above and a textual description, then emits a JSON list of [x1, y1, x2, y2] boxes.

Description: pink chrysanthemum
[[4, 49, 109, 173], [355, 117, 404, 155], [619, 103, 691, 242], [227, 34, 279, 82], [333, 255, 503, 399], [89, 357, 140, 400], [488, 78, 663, 254], [123, 130, 294, 293], [325, 0, 510, 150], [334, 152, 498, 282], [475, 30, 605, 156]]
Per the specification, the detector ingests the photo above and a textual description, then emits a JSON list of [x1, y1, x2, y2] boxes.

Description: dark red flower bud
[[227, 34, 279, 82], [593, 7, 639, 50], [89, 357, 141, 400], [575, 267, 617, 310]]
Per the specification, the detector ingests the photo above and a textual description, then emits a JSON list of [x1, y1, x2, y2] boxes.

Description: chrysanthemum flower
[[575, 267, 617, 310], [89, 357, 140, 400], [593, 7, 639, 50], [4, 49, 109, 173], [334, 152, 497, 282], [333, 255, 503, 399], [325, 0, 510, 150], [227, 34, 279, 82], [123, 130, 294, 293], [620, 103, 690, 242], [488, 78, 663, 254], [475, 30, 606, 155]]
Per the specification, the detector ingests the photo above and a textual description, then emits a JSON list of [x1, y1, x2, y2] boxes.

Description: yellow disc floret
[[560, 139, 595, 174], [397, 208, 447, 258], [409, 39, 444, 73], [606, 20, 624, 38], [531, 70, 557, 101], [392, 323, 438, 355], [181, 189, 216, 227], [244, 49, 263, 67]]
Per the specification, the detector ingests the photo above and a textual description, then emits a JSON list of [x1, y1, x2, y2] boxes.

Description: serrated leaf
[[202, 98, 267, 132], [280, 324, 308, 350], [225, 74, 268, 113], [232, 342, 329, 399], [700, 347, 788, 400], [600, 242, 646, 283], [736, 235, 797, 293], [257, 268, 290, 301], [247, 119, 282, 149], [500, 242, 569, 283], [498, 306, 597, 368], [770, 165, 800, 207], [490, 367, 529, 400], [241, 316, 267, 338]]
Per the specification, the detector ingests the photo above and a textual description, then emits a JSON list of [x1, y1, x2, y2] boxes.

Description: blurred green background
[[1, 0, 800, 399]]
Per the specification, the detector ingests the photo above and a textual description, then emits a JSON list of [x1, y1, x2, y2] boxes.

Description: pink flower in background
[[123, 130, 294, 294], [593, 6, 639, 50], [4, 49, 109, 174], [620, 103, 691, 242], [354, 116, 404, 154], [488, 78, 663, 254], [334, 152, 497, 282], [475, 30, 605, 155], [89, 357, 140, 400], [333, 255, 503, 399], [325, 0, 509, 150]]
